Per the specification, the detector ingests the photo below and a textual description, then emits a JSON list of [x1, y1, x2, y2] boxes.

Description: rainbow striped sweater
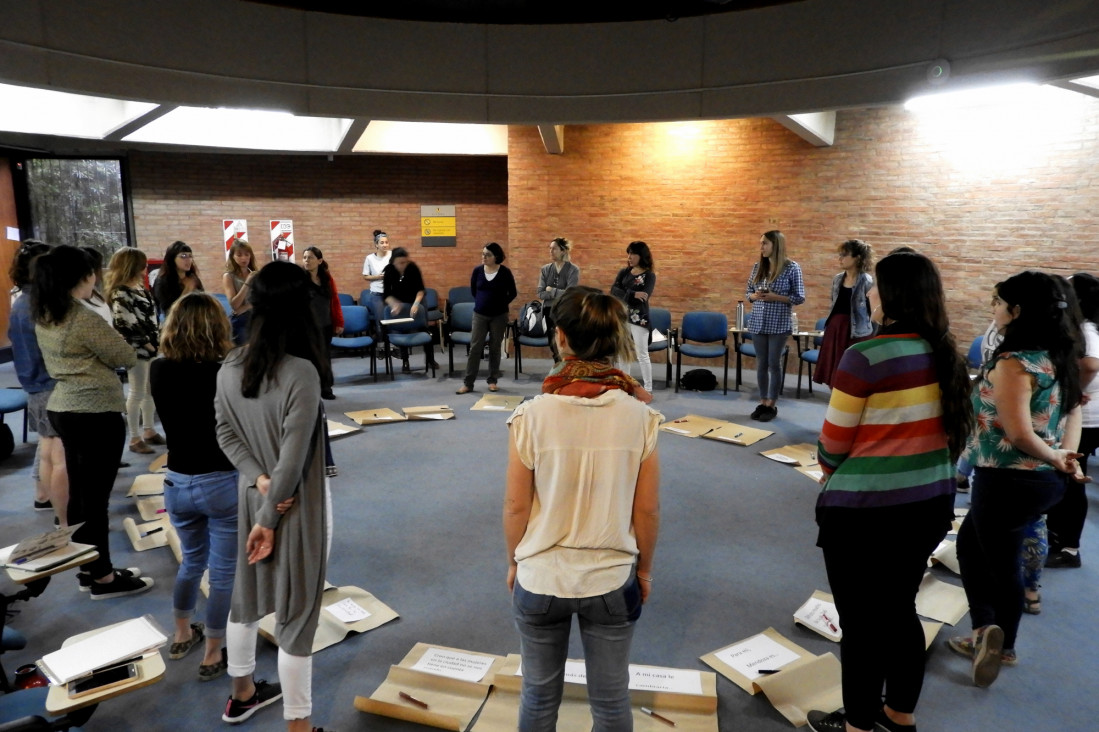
[[816, 334, 954, 509]]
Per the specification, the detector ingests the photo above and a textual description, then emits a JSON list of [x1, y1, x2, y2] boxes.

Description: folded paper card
[[914, 572, 968, 626], [126, 473, 165, 497], [796, 465, 825, 483], [355, 642, 506, 731], [751, 653, 842, 727], [762, 443, 819, 467], [404, 405, 455, 420], [37, 615, 167, 685], [136, 495, 166, 521], [260, 584, 399, 653], [471, 395, 524, 412], [345, 408, 407, 425], [0, 524, 96, 573], [660, 414, 727, 438], [123, 516, 170, 552], [793, 590, 842, 642], [327, 419, 361, 438], [661, 415, 773, 446], [148, 453, 167, 473], [701, 627, 813, 694], [929, 538, 960, 574]]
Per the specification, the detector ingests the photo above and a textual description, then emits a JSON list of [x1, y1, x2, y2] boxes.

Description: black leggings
[[1045, 426, 1099, 549], [49, 411, 125, 578]]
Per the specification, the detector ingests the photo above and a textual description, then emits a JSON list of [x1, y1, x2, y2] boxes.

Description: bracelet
[[637, 574, 653, 583]]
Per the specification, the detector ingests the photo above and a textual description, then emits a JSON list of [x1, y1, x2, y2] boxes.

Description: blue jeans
[[512, 576, 641, 732], [753, 331, 788, 401], [164, 469, 239, 638]]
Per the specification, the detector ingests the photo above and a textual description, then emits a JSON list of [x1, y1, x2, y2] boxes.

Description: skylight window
[[0, 83, 156, 139], [123, 107, 353, 151]]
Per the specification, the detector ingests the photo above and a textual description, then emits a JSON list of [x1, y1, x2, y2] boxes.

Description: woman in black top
[[610, 240, 656, 392], [457, 242, 517, 394], [154, 241, 204, 317], [382, 247, 437, 373], [150, 292, 240, 681]]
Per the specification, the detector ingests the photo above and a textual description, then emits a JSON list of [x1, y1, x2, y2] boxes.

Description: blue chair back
[[423, 288, 440, 311], [341, 305, 371, 335], [337, 292, 355, 306], [648, 307, 672, 352], [450, 302, 475, 332], [681, 311, 728, 344], [212, 292, 232, 316], [812, 317, 827, 347], [448, 286, 474, 307], [967, 335, 984, 370]]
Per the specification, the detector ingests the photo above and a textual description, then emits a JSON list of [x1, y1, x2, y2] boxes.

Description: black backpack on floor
[[679, 369, 717, 391]]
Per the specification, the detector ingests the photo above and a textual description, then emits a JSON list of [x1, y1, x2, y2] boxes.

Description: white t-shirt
[[507, 389, 662, 598], [1082, 321, 1099, 428], [362, 251, 391, 294]]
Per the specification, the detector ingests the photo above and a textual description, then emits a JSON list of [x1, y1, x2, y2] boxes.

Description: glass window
[[26, 158, 129, 260]]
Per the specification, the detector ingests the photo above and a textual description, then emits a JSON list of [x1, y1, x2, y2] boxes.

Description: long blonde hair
[[750, 230, 789, 285], [160, 292, 233, 362], [225, 240, 256, 279], [104, 247, 148, 304]]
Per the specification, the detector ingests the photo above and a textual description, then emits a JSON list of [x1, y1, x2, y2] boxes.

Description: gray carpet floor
[[1, 347, 1096, 731]]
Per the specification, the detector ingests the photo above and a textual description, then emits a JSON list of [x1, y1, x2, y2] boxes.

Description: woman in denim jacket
[[814, 239, 875, 387]]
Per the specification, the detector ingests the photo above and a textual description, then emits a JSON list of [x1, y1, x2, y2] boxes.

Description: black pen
[[757, 669, 780, 675]]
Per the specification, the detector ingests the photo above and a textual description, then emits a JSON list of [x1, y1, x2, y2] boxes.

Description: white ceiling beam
[[537, 124, 564, 154], [102, 104, 176, 142], [339, 119, 370, 153], [773, 111, 836, 147]]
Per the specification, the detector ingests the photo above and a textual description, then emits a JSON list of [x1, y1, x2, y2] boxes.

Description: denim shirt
[[829, 272, 874, 338], [9, 290, 55, 393]]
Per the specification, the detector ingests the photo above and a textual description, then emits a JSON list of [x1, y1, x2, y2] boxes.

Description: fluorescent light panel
[[0, 82, 156, 138], [123, 107, 353, 151]]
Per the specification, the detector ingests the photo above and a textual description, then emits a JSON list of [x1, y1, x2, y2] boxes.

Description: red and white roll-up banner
[[223, 219, 248, 257], [270, 220, 294, 262]]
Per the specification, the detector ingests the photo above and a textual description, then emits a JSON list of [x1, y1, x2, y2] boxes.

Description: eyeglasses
[[177, 253, 193, 259]]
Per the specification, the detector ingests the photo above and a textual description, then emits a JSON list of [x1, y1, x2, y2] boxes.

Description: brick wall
[[506, 103, 1099, 352], [129, 152, 509, 302]]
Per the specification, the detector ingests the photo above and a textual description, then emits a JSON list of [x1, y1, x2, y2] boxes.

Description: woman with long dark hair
[[745, 230, 805, 422], [154, 240, 204, 316], [215, 261, 331, 731], [151, 292, 239, 681], [610, 240, 656, 392], [950, 271, 1085, 688], [814, 239, 875, 387], [505, 285, 661, 731], [1044, 272, 1099, 569], [456, 242, 517, 394], [301, 246, 343, 400], [105, 246, 163, 454], [8, 240, 68, 523], [33, 245, 152, 599], [807, 251, 974, 732], [223, 239, 257, 345]]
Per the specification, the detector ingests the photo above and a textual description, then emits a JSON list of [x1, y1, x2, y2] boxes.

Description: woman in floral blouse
[[106, 247, 162, 454], [951, 271, 1086, 688]]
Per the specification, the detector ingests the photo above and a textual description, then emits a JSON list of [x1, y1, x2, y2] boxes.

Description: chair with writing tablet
[[382, 306, 436, 379]]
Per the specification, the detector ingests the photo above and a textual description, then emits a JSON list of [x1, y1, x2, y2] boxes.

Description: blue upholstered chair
[[735, 332, 788, 394], [211, 292, 232, 316], [0, 387, 29, 449], [330, 305, 379, 381], [337, 292, 355, 306], [383, 306, 436, 378], [444, 286, 475, 345], [796, 317, 828, 398], [646, 307, 674, 389], [675, 311, 729, 394], [423, 288, 443, 344], [447, 302, 476, 375], [512, 302, 550, 379], [967, 335, 984, 372]]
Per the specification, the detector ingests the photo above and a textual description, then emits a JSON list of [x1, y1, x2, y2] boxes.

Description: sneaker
[[1045, 549, 1081, 568], [750, 404, 767, 421], [946, 634, 1018, 667], [321, 389, 336, 401], [758, 405, 778, 422], [806, 709, 887, 732], [169, 622, 205, 660], [78, 566, 141, 592], [971, 624, 1004, 687], [33, 499, 52, 511], [129, 439, 155, 455], [88, 572, 154, 600], [325, 465, 339, 477], [223, 679, 283, 724], [955, 476, 970, 494]]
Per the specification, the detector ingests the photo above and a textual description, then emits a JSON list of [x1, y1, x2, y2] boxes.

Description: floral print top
[[610, 267, 656, 329], [966, 350, 1066, 471], [110, 284, 159, 360]]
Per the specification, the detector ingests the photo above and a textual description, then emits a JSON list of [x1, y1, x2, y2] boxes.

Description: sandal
[[170, 622, 205, 660], [1023, 593, 1042, 615], [456, 386, 473, 394]]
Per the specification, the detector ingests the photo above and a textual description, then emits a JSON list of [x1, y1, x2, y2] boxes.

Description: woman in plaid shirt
[[745, 230, 805, 422]]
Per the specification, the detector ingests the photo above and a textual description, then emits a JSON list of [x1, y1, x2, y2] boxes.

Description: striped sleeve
[[817, 346, 872, 476]]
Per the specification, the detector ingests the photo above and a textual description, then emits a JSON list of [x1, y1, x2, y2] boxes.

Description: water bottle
[[736, 300, 745, 330], [790, 311, 799, 334]]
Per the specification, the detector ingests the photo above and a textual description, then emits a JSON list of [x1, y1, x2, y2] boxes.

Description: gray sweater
[[215, 352, 328, 656]]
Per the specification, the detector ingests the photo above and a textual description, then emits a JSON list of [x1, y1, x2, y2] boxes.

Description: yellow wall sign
[[421, 205, 456, 247]]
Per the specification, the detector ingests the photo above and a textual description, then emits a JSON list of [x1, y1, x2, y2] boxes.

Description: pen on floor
[[757, 669, 780, 675], [640, 707, 676, 727], [733, 432, 743, 439], [399, 690, 429, 709]]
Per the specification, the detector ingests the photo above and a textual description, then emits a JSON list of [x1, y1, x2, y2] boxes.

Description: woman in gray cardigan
[[537, 237, 580, 363], [216, 262, 331, 732]]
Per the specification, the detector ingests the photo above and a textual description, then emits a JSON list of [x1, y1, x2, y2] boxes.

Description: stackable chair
[[646, 307, 675, 389], [512, 302, 550, 379], [211, 292, 232, 317], [735, 332, 788, 394], [330, 305, 380, 381], [674, 311, 729, 394], [382, 306, 436, 378], [337, 292, 355, 306], [447, 302, 476, 375], [967, 334, 984, 376], [796, 317, 828, 398], [423, 288, 443, 345]]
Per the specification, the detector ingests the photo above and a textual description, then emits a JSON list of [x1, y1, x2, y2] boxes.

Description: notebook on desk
[[37, 615, 168, 685], [0, 524, 96, 573]]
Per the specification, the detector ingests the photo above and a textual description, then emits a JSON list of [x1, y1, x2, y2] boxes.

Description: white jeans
[[126, 358, 156, 439], [618, 324, 652, 391], [226, 621, 313, 720]]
